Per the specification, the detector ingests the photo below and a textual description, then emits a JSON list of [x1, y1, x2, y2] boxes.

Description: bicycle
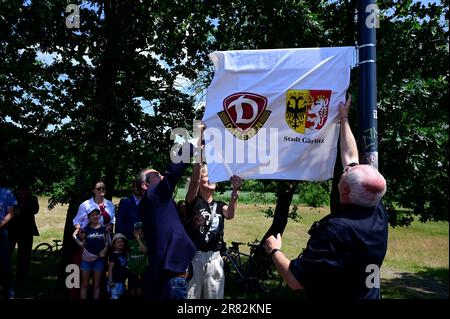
[[33, 239, 63, 276], [221, 241, 285, 295]]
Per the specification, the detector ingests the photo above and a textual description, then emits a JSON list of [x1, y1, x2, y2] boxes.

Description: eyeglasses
[[343, 162, 359, 173], [96, 187, 106, 191]]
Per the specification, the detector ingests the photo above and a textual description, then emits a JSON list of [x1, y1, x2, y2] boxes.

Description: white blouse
[[72, 197, 116, 229]]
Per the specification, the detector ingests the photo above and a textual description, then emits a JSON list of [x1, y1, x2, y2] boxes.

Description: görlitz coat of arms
[[285, 89, 331, 134]]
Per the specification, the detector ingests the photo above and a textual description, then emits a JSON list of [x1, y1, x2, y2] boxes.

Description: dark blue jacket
[[139, 157, 196, 299], [115, 195, 140, 240]]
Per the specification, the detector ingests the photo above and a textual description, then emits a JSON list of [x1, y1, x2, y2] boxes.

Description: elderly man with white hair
[[265, 94, 388, 299]]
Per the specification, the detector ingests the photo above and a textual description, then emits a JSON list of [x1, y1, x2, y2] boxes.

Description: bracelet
[[339, 117, 348, 123], [269, 248, 280, 257]]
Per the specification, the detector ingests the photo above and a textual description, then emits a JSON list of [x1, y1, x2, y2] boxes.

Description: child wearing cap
[[72, 208, 108, 299], [127, 222, 148, 298], [107, 233, 128, 299]]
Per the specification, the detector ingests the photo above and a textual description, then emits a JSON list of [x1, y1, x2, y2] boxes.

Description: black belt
[[164, 270, 188, 278]]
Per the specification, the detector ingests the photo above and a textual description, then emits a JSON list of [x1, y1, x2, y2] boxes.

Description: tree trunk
[[259, 180, 299, 247], [57, 0, 121, 293]]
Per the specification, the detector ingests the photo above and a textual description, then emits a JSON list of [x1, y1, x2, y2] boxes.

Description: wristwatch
[[269, 248, 280, 257]]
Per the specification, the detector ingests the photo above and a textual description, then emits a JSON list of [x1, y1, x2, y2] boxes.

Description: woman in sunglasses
[[69, 180, 115, 298], [73, 180, 115, 234]]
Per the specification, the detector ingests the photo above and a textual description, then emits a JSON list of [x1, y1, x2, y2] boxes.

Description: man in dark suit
[[138, 144, 197, 299], [115, 179, 143, 240]]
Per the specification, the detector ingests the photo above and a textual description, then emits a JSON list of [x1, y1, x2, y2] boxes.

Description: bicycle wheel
[[33, 243, 53, 261], [258, 262, 284, 294]]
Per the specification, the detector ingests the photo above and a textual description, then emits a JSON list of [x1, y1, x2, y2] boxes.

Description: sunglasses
[[96, 187, 106, 191], [343, 162, 359, 173]]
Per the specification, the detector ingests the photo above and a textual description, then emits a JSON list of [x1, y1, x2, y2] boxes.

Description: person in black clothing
[[265, 94, 388, 299], [184, 163, 243, 299], [0, 186, 16, 299], [115, 178, 144, 240], [8, 184, 39, 286], [108, 233, 128, 299]]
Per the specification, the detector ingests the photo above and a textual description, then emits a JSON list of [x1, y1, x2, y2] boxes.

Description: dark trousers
[[143, 269, 188, 299], [0, 229, 13, 298], [9, 235, 33, 284]]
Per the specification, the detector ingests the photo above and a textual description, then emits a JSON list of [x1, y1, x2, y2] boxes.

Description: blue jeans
[[108, 282, 125, 299], [168, 277, 187, 299], [0, 229, 13, 298], [80, 258, 105, 272]]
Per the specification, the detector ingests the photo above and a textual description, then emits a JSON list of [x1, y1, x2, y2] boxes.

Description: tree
[[376, 0, 449, 224]]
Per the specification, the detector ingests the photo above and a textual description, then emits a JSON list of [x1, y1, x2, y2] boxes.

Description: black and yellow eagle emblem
[[285, 90, 314, 134]]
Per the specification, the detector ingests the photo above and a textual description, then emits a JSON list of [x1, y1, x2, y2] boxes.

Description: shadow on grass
[[9, 249, 448, 300], [8, 251, 67, 299], [225, 267, 449, 300], [224, 277, 305, 300], [382, 267, 449, 299], [12, 261, 58, 299]]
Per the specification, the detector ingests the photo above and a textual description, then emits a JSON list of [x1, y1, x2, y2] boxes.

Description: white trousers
[[187, 250, 224, 299]]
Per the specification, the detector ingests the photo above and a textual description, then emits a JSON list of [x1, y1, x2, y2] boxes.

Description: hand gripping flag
[[202, 47, 357, 182]]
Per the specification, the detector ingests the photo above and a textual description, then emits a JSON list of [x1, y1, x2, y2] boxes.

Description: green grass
[[384, 219, 449, 273], [14, 196, 448, 299]]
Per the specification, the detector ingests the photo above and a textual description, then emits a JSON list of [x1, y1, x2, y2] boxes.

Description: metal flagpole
[[357, 0, 379, 168]]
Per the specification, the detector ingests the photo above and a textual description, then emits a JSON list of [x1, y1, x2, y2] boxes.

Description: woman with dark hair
[[73, 180, 115, 233], [70, 180, 115, 299]]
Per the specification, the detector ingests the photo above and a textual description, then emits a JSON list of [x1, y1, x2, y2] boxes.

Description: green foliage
[[214, 190, 277, 204], [387, 208, 415, 228], [377, 0, 449, 222], [265, 205, 302, 223], [297, 181, 331, 207], [228, 180, 331, 208], [241, 179, 278, 193], [0, 0, 215, 207]]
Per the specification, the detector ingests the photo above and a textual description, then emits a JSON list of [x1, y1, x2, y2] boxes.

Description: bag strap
[[203, 201, 217, 233]]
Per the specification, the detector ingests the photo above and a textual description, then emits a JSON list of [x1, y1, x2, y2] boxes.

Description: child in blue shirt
[[73, 207, 108, 299]]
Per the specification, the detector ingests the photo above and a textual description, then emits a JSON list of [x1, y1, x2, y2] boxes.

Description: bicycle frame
[[222, 242, 284, 295], [32, 240, 63, 277], [222, 248, 250, 281]]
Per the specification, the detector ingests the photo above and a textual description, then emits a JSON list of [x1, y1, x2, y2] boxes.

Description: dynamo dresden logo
[[218, 92, 271, 140], [285, 89, 331, 134]]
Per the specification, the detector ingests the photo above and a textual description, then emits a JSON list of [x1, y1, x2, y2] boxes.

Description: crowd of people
[[0, 95, 389, 300]]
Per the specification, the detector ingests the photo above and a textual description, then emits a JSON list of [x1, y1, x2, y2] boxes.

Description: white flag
[[202, 47, 356, 182]]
